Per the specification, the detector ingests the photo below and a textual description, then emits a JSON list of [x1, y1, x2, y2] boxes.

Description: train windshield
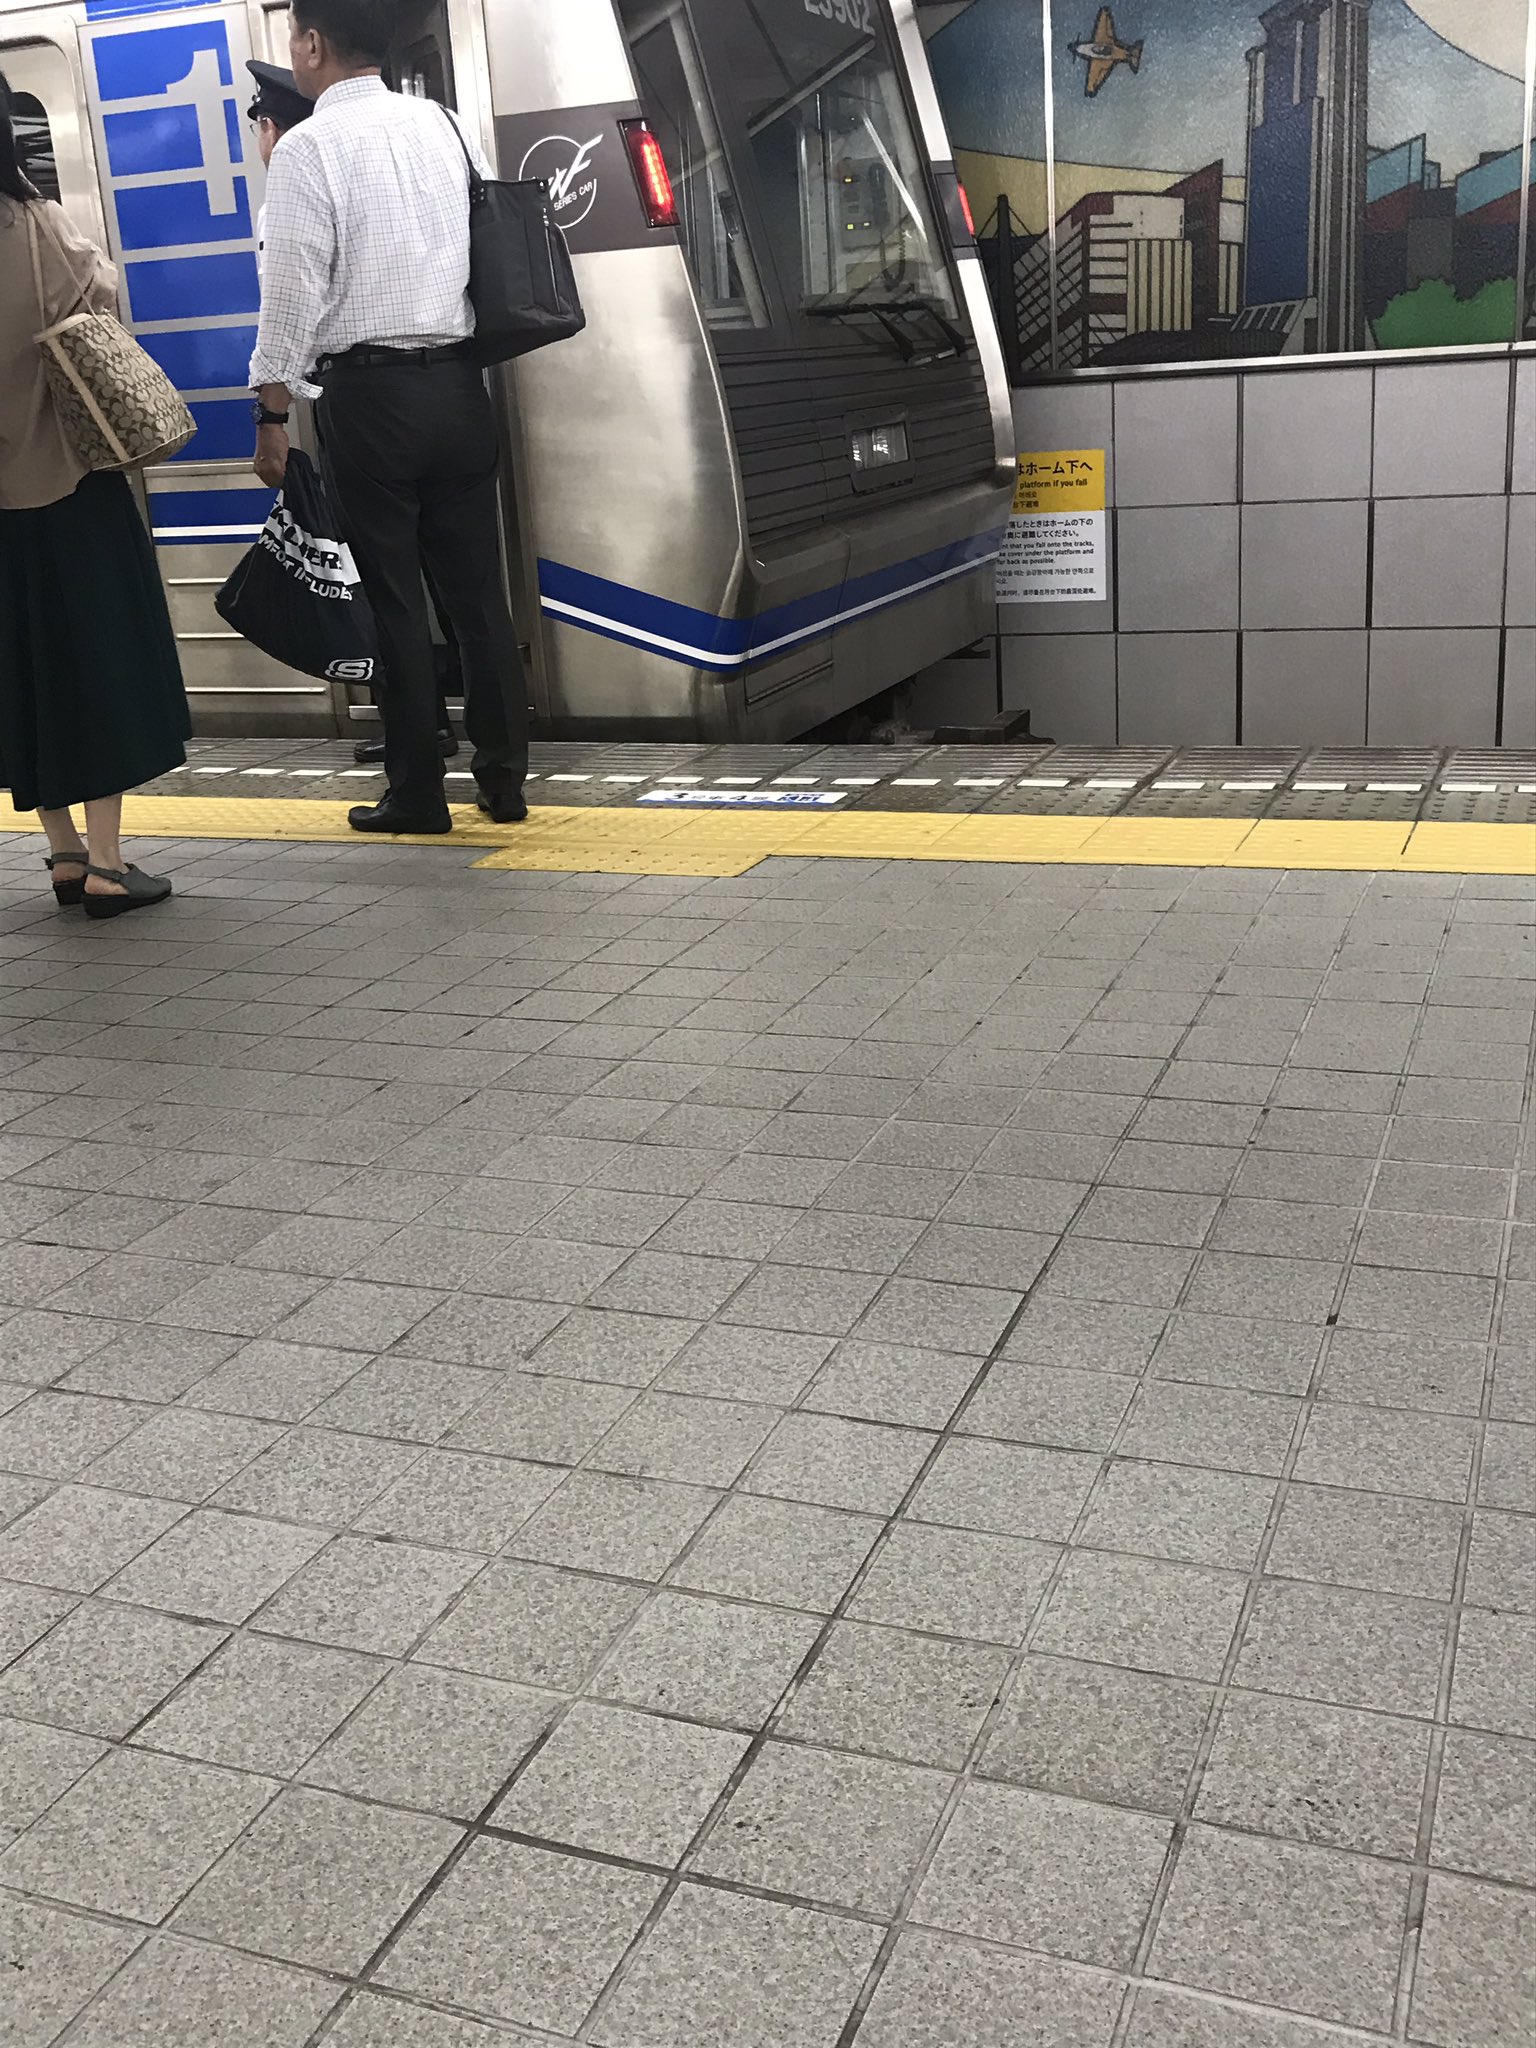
[[737, 0, 956, 317], [617, 0, 957, 326], [618, 3, 769, 327]]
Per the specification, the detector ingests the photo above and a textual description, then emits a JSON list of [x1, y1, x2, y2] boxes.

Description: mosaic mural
[[926, 0, 1535, 370]]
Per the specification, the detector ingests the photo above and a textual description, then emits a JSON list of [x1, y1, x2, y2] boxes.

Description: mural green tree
[[1375, 276, 1520, 348]]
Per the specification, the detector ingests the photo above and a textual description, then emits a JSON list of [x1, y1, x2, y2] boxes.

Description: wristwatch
[[251, 401, 290, 427]]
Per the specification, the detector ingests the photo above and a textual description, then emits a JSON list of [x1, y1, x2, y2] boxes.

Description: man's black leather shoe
[[477, 790, 528, 824], [353, 731, 458, 765], [348, 800, 453, 834]]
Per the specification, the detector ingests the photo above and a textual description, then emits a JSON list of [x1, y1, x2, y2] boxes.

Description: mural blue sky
[[929, 0, 1528, 179]]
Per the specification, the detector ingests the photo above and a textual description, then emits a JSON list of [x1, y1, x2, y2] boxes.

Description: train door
[[385, 3, 452, 103], [53, 1, 338, 734], [0, 23, 103, 234]]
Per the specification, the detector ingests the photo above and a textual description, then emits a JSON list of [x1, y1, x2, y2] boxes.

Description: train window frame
[[0, 39, 71, 205], [258, 5, 459, 113], [1, 30, 113, 264], [614, 0, 769, 331], [4, 80, 56, 199], [385, 19, 456, 111], [642, 0, 963, 354]]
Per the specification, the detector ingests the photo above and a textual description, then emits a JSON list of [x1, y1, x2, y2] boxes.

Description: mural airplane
[[1071, 7, 1145, 95], [926, 0, 1531, 363]]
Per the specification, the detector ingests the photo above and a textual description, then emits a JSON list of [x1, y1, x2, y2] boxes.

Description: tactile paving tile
[[1422, 787, 1536, 823], [1426, 749, 1536, 824], [11, 787, 1530, 877], [135, 737, 1536, 836], [793, 744, 937, 776], [1028, 745, 1171, 780], [1162, 747, 1302, 777], [844, 779, 995, 814], [1264, 748, 1436, 823], [1127, 752, 1299, 816], [1267, 786, 1427, 822]]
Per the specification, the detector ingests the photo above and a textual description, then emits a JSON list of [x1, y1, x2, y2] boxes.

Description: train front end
[[493, 0, 1015, 739]]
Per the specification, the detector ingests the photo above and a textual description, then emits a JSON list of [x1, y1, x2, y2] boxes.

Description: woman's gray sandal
[[82, 864, 173, 920]]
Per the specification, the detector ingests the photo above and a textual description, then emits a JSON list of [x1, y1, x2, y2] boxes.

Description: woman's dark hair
[[0, 71, 39, 203]]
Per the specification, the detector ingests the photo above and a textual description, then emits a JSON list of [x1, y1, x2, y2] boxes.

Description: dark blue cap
[[246, 59, 312, 131]]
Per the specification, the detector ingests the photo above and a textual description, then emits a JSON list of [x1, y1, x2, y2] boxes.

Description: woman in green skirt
[[0, 76, 189, 917]]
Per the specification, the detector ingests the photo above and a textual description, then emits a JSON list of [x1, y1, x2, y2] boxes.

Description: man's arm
[[249, 137, 333, 486], [253, 379, 293, 489]]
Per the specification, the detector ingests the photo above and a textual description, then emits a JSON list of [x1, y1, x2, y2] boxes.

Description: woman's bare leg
[[36, 805, 88, 866], [83, 794, 127, 898]]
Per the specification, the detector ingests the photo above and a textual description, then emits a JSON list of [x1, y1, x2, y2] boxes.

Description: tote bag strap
[[24, 203, 45, 319], [26, 200, 95, 325], [436, 103, 484, 203]]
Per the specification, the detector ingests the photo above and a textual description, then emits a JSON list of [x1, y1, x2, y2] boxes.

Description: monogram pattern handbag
[[26, 203, 196, 472]]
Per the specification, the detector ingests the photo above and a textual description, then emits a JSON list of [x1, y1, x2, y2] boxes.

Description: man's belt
[[314, 341, 472, 373]]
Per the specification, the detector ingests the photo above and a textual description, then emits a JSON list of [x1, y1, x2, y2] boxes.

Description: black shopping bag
[[214, 449, 378, 684]]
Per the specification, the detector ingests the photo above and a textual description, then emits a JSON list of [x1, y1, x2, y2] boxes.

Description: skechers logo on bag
[[258, 504, 363, 600], [324, 658, 375, 681]]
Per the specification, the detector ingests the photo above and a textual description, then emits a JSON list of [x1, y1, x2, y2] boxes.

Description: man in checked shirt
[[249, 0, 527, 832]]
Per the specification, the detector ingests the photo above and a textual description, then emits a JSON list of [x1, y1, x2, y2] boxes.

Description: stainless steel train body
[[1, 0, 1014, 739]]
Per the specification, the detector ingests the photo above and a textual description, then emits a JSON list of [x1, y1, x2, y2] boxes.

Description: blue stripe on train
[[164, 400, 259, 463], [115, 179, 255, 253], [102, 103, 206, 179], [149, 485, 273, 543], [86, 0, 212, 18], [537, 529, 1004, 673], [137, 325, 258, 391], [538, 562, 747, 663], [124, 250, 259, 323], [90, 17, 233, 96]]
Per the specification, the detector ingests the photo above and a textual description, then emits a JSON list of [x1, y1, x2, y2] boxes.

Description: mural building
[[925, 0, 1536, 371]]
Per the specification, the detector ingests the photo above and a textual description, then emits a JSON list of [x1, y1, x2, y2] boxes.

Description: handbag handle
[[437, 103, 485, 204], [25, 199, 97, 326], [25, 203, 44, 321]]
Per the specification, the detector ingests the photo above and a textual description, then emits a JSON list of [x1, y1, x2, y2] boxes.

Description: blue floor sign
[[637, 788, 849, 808]]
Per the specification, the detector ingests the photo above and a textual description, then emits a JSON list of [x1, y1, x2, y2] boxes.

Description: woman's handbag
[[440, 110, 586, 367], [26, 203, 196, 472]]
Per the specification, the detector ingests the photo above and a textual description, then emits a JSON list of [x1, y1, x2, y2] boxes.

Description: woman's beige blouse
[[0, 194, 119, 511]]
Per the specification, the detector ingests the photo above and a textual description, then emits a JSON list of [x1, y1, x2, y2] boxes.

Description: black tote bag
[[214, 450, 379, 684], [441, 110, 586, 367]]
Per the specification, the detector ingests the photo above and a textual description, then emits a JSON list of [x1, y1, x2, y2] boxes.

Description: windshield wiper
[[805, 295, 969, 363]]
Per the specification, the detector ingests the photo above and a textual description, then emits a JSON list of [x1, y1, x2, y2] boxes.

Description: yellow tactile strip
[[12, 798, 1535, 877]]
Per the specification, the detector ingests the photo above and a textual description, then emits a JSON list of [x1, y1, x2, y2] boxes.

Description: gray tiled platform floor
[[0, 830, 1530, 2047]]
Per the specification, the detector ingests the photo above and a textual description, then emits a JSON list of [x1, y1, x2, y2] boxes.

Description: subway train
[[1, 0, 1015, 740]]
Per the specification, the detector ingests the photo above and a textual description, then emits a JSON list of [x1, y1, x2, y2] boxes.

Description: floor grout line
[[1387, 878, 1534, 2040], [0, 852, 1527, 2048], [1111, 886, 1455, 2048]]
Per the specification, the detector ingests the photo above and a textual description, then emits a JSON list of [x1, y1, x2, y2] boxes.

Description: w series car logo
[[517, 132, 604, 228]]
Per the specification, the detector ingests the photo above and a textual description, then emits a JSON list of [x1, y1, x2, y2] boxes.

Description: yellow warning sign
[[1012, 449, 1106, 515], [999, 448, 1108, 604]]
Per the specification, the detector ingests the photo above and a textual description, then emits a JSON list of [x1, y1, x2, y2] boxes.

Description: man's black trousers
[[318, 355, 527, 817], [310, 405, 457, 739]]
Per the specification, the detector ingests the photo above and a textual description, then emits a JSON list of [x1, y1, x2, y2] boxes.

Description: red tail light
[[621, 119, 679, 229], [957, 180, 975, 237]]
